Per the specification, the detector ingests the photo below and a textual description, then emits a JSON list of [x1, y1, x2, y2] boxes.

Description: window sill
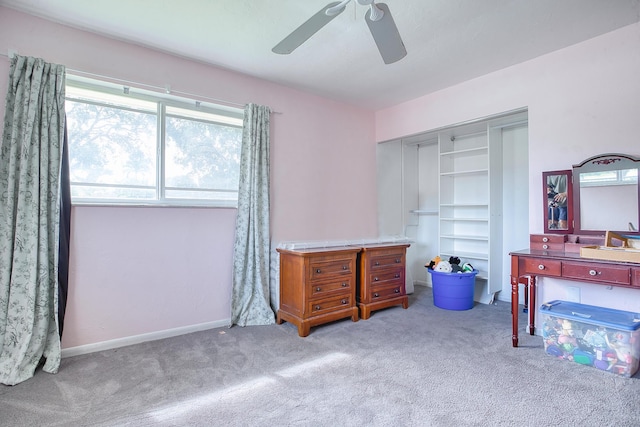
[[71, 200, 238, 209]]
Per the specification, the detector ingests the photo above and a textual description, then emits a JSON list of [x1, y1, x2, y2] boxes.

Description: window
[[65, 77, 243, 207], [579, 169, 638, 188]]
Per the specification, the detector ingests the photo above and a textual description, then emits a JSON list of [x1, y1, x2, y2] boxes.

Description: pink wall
[[2, 6, 639, 349], [66, 207, 237, 345], [0, 7, 377, 349], [376, 22, 640, 314], [376, 22, 640, 234]]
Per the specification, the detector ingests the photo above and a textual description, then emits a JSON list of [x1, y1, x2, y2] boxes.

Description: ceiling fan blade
[[272, 2, 347, 54], [365, 3, 407, 64]]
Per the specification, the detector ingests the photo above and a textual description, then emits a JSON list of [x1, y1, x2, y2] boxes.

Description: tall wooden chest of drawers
[[276, 247, 360, 337], [357, 244, 410, 319]]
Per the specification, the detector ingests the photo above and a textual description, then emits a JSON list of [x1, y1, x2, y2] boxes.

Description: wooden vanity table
[[511, 153, 640, 346], [510, 247, 640, 347]]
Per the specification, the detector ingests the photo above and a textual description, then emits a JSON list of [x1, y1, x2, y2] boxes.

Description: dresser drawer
[[309, 277, 353, 298], [530, 234, 566, 244], [521, 258, 562, 277], [309, 258, 354, 280], [307, 294, 353, 315], [530, 242, 565, 251], [370, 284, 404, 300], [369, 268, 404, 286], [369, 252, 404, 270], [633, 268, 640, 288], [562, 262, 631, 286], [530, 234, 566, 251]]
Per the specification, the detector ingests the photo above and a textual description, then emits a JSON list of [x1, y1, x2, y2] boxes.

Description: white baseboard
[[61, 319, 230, 358]]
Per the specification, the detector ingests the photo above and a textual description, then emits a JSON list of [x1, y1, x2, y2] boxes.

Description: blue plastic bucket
[[428, 269, 478, 310]]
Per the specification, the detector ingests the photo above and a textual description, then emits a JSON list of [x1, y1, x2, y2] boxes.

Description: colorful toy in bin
[[540, 300, 640, 377], [434, 260, 452, 272], [425, 256, 441, 270], [461, 262, 474, 273]]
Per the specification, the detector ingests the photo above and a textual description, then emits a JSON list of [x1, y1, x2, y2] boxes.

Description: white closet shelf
[[440, 169, 489, 176], [440, 203, 488, 208], [440, 146, 488, 156], [440, 234, 488, 241], [439, 251, 489, 261], [410, 209, 439, 215], [440, 217, 488, 222]]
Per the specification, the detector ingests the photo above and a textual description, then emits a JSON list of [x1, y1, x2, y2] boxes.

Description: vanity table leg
[[511, 275, 519, 347], [528, 276, 536, 335]]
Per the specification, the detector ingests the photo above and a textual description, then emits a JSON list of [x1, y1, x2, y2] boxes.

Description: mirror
[[572, 153, 640, 235], [543, 170, 573, 234]]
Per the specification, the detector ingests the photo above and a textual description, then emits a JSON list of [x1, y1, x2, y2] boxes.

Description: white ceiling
[[2, 0, 640, 110]]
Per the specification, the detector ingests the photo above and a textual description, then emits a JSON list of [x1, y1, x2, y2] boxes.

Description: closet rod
[[1, 50, 282, 114], [450, 130, 486, 141]]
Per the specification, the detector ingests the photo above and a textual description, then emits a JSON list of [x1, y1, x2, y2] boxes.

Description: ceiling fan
[[272, 0, 407, 64]]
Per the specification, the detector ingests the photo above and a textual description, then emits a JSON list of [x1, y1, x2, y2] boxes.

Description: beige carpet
[[1, 285, 639, 426]]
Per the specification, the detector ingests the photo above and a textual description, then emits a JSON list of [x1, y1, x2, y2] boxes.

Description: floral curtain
[[230, 103, 275, 326], [0, 55, 66, 385]]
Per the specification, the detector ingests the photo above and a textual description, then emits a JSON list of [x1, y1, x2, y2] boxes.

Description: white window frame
[[65, 75, 244, 208], [579, 169, 638, 188]]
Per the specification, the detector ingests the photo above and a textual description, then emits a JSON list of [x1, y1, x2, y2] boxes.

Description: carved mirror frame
[[543, 169, 573, 234]]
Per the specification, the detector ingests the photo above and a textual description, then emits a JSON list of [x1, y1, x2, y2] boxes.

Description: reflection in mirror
[[579, 168, 638, 231], [543, 170, 573, 234], [573, 153, 640, 235]]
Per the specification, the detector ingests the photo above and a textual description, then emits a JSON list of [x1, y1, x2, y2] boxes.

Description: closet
[[377, 110, 529, 304]]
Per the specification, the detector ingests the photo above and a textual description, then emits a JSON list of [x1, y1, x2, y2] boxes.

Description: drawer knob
[[374, 277, 379, 281], [341, 299, 347, 304], [342, 265, 348, 270], [375, 261, 380, 266], [538, 264, 545, 270], [315, 305, 321, 310], [341, 282, 347, 287], [589, 269, 598, 276], [542, 244, 549, 250], [394, 289, 400, 293], [373, 293, 379, 298], [316, 268, 321, 274], [316, 287, 321, 291], [543, 237, 549, 242], [395, 274, 400, 278], [395, 259, 400, 263]]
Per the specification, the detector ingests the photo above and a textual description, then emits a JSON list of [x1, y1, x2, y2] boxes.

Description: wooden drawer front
[[633, 269, 640, 288], [309, 277, 353, 298], [530, 234, 566, 244], [309, 258, 353, 280], [530, 242, 565, 251], [521, 258, 562, 277], [562, 262, 631, 286], [369, 268, 404, 286], [370, 253, 404, 270], [370, 284, 404, 300], [307, 294, 352, 315]]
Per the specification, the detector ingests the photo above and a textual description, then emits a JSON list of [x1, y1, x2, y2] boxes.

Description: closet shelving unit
[[438, 128, 493, 282], [377, 108, 526, 301]]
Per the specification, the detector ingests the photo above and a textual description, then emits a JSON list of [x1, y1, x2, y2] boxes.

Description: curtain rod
[[1, 50, 282, 114]]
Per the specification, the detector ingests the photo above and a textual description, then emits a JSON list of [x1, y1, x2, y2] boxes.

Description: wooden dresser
[[276, 247, 360, 337], [357, 244, 410, 319]]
